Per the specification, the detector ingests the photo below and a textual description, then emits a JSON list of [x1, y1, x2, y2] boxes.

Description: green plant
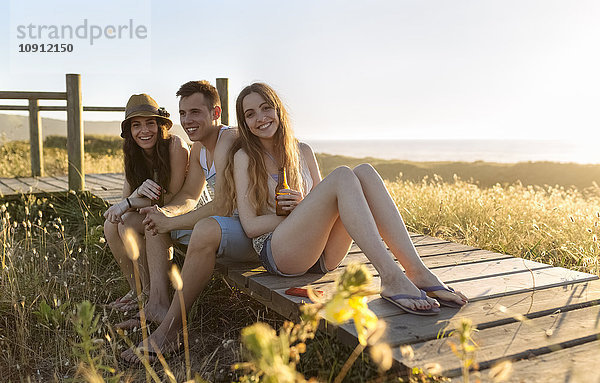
[[71, 301, 123, 382], [235, 263, 392, 383]]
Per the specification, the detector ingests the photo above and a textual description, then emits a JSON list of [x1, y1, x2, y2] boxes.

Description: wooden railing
[[0, 75, 230, 192]]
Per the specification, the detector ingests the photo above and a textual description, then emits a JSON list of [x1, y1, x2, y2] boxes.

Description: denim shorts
[[259, 233, 333, 277], [171, 216, 257, 262]]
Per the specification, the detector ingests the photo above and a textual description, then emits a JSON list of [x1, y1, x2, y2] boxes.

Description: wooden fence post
[[28, 99, 44, 177], [216, 78, 229, 125], [66, 74, 84, 192]]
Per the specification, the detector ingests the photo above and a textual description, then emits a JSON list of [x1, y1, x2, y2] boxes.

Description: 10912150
[[18, 44, 73, 53]]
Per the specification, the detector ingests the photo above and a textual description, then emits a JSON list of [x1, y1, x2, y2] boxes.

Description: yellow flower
[[349, 296, 378, 345], [323, 295, 353, 324]]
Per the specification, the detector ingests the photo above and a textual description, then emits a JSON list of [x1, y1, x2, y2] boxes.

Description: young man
[[121, 81, 256, 363]]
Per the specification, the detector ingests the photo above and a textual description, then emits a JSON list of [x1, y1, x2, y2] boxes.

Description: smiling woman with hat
[[104, 93, 189, 322]]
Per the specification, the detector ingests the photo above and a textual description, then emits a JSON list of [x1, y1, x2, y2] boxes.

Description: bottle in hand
[[275, 167, 290, 216], [152, 170, 165, 207]]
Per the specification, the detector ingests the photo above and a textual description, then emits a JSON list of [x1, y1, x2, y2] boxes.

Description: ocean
[[304, 139, 600, 165]]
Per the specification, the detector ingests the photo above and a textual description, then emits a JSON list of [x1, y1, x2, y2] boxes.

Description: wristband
[[126, 197, 132, 208]]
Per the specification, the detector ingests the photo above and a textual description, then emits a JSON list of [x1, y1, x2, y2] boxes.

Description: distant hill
[[316, 154, 600, 190], [0, 113, 189, 142]]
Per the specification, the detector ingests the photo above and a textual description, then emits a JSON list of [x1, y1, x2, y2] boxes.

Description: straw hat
[[121, 94, 172, 138]]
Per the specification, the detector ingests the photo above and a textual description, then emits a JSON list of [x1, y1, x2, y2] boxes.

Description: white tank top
[[197, 125, 231, 203]]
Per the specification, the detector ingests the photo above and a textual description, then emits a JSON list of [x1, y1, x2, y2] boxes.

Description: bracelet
[[125, 197, 132, 208]]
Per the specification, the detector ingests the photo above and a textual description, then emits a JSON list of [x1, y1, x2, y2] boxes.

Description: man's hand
[[140, 205, 172, 235]]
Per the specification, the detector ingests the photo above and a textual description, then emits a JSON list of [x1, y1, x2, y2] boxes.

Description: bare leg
[[272, 166, 437, 311], [144, 232, 173, 323], [122, 217, 221, 362], [352, 164, 467, 305], [118, 212, 149, 293], [104, 219, 136, 292]]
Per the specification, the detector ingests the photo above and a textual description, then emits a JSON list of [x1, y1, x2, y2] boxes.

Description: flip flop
[[381, 290, 440, 316], [421, 285, 466, 308]]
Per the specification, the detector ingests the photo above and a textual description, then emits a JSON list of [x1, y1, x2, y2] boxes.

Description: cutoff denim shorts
[[259, 232, 333, 277], [171, 215, 257, 262]]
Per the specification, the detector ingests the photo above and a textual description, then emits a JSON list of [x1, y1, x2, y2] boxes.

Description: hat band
[[125, 104, 160, 118]]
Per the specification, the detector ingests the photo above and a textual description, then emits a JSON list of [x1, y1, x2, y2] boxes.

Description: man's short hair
[[176, 81, 221, 109]]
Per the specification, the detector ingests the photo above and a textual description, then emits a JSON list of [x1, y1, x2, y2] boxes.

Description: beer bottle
[[275, 167, 290, 216], [152, 170, 165, 207]]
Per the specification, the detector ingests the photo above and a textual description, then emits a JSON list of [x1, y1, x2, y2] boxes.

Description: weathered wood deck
[[2, 173, 600, 382]]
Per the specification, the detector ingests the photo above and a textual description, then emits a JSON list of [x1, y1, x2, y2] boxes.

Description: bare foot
[[120, 327, 182, 365], [380, 272, 440, 312], [108, 290, 148, 312], [143, 303, 169, 324]]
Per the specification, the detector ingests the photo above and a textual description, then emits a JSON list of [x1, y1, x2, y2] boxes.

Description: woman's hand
[[132, 179, 162, 201], [103, 200, 129, 224], [276, 188, 303, 212]]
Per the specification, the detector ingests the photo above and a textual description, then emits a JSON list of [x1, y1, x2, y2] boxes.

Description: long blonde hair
[[222, 83, 303, 215]]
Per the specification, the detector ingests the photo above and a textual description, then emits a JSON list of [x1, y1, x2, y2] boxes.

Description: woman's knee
[[117, 212, 143, 235], [189, 218, 221, 252], [329, 165, 361, 189], [104, 219, 120, 241], [353, 163, 376, 176]]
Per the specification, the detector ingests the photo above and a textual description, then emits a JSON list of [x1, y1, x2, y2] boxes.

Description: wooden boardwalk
[[2, 174, 600, 382], [0, 173, 125, 204]]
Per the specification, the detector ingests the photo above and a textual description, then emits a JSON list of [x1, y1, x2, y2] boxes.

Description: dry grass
[[0, 193, 383, 382], [387, 176, 600, 275], [2, 139, 600, 381], [0, 136, 123, 178]]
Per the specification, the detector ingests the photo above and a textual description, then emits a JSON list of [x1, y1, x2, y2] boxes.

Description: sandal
[[381, 290, 440, 316], [421, 285, 467, 308]]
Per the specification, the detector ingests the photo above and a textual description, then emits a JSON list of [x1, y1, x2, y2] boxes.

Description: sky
[[1, 0, 599, 141]]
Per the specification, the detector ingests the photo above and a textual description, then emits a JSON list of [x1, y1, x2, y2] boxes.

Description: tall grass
[[0, 135, 123, 177], [2, 140, 600, 381], [387, 176, 600, 274], [0, 192, 386, 382]]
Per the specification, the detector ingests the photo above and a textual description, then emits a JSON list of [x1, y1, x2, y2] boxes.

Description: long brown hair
[[123, 118, 172, 192], [223, 83, 303, 215]]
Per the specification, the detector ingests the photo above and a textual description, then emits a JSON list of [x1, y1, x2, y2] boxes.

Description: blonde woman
[[224, 83, 467, 315]]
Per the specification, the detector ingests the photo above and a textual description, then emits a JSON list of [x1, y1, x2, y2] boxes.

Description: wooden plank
[[66, 73, 85, 192], [96, 172, 125, 182], [50, 175, 70, 189], [86, 174, 122, 190], [337, 279, 600, 347], [38, 176, 69, 190], [3, 177, 44, 193], [216, 78, 229, 125], [475, 339, 600, 383], [0, 179, 17, 196], [91, 190, 122, 205], [332, 248, 511, 271], [79, 178, 105, 191], [28, 99, 44, 177], [86, 173, 124, 186], [268, 266, 597, 327], [394, 304, 600, 377], [16, 177, 63, 193], [228, 238, 478, 294], [245, 257, 550, 301], [0, 91, 66, 99]]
